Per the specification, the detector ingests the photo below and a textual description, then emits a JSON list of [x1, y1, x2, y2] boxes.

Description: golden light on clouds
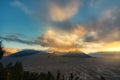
[[100, 41, 120, 52], [40, 25, 120, 54], [40, 25, 85, 49], [81, 41, 120, 53], [49, 0, 80, 21], [3, 48, 20, 56]]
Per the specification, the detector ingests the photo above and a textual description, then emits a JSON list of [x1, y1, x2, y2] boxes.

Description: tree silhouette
[[56, 71, 61, 80], [0, 62, 4, 80], [0, 40, 5, 59], [69, 73, 74, 80], [100, 76, 106, 80], [12, 61, 24, 80], [46, 71, 55, 80]]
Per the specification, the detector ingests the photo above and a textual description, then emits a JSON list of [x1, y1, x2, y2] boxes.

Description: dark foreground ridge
[[0, 62, 106, 80]]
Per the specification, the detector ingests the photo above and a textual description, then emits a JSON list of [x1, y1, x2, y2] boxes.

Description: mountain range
[[89, 51, 120, 58], [1, 49, 120, 80], [3, 48, 120, 58], [9, 49, 91, 58]]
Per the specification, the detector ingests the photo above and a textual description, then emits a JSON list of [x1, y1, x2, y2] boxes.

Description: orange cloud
[[39, 25, 101, 53], [101, 41, 120, 52], [49, 0, 80, 22], [39, 24, 120, 53], [4, 48, 20, 56], [40, 25, 87, 48]]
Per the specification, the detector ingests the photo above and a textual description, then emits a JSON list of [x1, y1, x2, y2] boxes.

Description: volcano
[[1, 49, 91, 65], [61, 51, 91, 58], [6, 49, 91, 58], [10, 49, 45, 57]]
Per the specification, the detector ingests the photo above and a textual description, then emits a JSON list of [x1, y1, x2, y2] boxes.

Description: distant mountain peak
[[9, 49, 46, 57], [49, 51, 91, 58], [61, 52, 91, 58], [89, 51, 120, 57]]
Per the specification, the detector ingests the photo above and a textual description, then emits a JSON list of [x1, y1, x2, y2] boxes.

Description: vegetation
[[0, 40, 5, 59], [0, 41, 106, 80], [0, 62, 106, 80], [100, 76, 106, 80]]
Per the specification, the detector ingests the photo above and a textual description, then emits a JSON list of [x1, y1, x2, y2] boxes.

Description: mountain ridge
[[89, 51, 120, 57], [9, 49, 91, 58]]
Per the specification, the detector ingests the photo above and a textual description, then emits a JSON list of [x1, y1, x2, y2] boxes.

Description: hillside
[[0, 50, 120, 80], [61, 52, 91, 58], [10, 49, 45, 57], [89, 51, 120, 58]]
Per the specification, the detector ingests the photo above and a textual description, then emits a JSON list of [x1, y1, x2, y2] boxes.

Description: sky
[[0, 0, 120, 53]]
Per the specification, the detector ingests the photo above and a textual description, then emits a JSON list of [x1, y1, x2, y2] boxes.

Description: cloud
[[84, 31, 98, 42], [88, 7, 120, 42], [35, 25, 100, 50], [7, 0, 120, 53], [0, 35, 41, 45], [99, 8, 120, 41], [89, 0, 105, 8], [99, 7, 120, 24], [11, 0, 33, 15], [49, 0, 80, 22], [36, 27, 83, 49], [34, 6, 120, 52], [10, 0, 81, 22]]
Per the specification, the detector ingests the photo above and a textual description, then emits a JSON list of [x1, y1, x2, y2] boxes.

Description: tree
[[69, 73, 74, 80], [100, 76, 106, 80], [46, 71, 55, 80], [56, 71, 61, 80], [0, 40, 5, 59], [39, 72, 46, 80], [13, 61, 24, 80], [0, 62, 4, 80]]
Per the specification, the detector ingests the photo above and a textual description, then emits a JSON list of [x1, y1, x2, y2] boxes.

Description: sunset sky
[[0, 0, 120, 53]]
